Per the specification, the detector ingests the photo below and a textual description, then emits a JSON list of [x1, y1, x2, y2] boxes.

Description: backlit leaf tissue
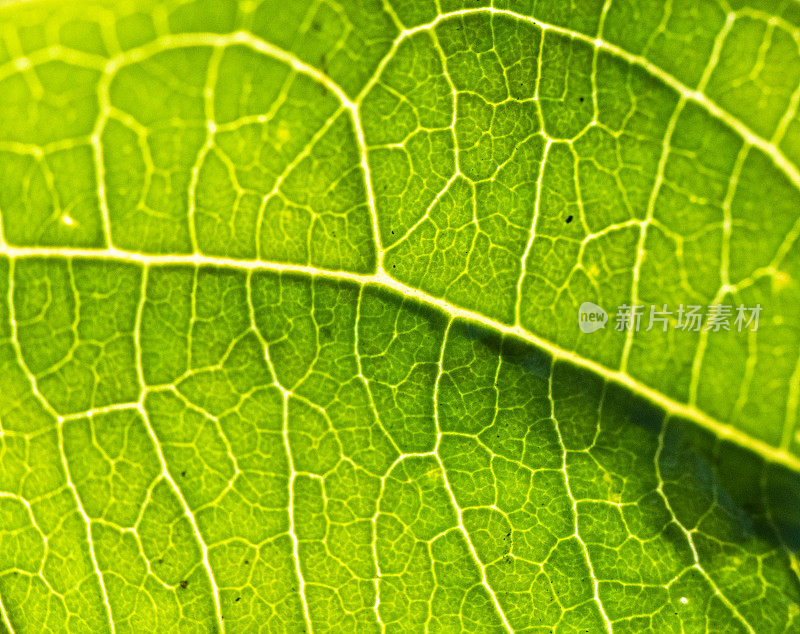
[[0, 0, 799, 632]]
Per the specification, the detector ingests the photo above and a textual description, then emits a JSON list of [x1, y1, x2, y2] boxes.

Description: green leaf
[[0, 0, 799, 632]]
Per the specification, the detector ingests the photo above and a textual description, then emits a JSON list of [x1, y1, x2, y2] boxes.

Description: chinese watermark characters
[[577, 302, 762, 333], [613, 303, 761, 332]]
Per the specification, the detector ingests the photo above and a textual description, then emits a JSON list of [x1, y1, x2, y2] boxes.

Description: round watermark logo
[[578, 302, 608, 333]]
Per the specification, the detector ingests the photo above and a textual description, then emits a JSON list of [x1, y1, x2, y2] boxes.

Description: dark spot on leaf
[[235, 597, 241, 602], [579, 97, 585, 103], [179, 580, 188, 590], [565, 215, 573, 224], [181, 471, 186, 477], [158, 558, 163, 564], [244, 560, 249, 565]]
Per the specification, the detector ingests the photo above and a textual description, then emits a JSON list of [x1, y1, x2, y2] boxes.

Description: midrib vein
[[2, 243, 798, 475]]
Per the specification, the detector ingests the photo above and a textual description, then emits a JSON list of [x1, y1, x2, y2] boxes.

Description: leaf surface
[[0, 0, 799, 632]]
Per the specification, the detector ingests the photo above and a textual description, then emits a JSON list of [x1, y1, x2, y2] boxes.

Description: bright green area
[[0, 0, 799, 632]]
